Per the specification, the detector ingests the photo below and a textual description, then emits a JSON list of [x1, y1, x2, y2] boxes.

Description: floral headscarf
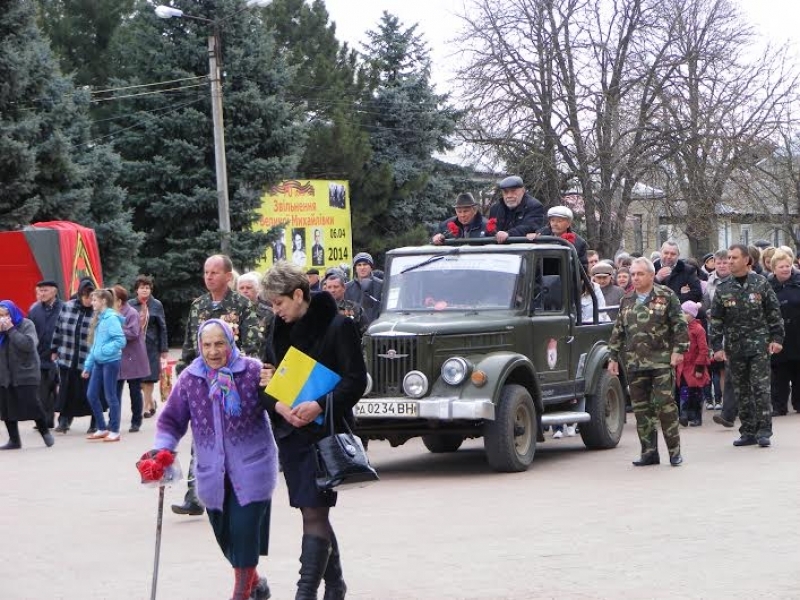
[[196, 319, 242, 417], [0, 300, 24, 346]]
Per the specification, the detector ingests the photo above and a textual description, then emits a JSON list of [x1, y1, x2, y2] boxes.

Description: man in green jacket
[[608, 256, 688, 467], [709, 244, 784, 448]]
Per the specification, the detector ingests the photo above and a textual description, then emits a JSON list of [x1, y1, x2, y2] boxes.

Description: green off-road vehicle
[[354, 237, 628, 472]]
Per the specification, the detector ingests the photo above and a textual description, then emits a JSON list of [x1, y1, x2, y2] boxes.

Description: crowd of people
[[4, 173, 800, 598]]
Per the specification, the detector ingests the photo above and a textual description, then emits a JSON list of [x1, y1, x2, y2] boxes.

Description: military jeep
[[354, 237, 628, 472]]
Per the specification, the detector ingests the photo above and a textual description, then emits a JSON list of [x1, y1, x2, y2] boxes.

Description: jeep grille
[[369, 336, 418, 396]]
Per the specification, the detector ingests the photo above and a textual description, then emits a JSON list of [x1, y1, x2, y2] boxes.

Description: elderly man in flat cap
[[528, 205, 589, 271], [29, 280, 63, 429], [432, 193, 489, 244], [489, 176, 545, 243]]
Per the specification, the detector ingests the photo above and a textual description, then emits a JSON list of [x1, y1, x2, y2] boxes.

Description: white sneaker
[[705, 402, 714, 410], [552, 429, 563, 439], [103, 432, 121, 443], [714, 403, 722, 410], [566, 425, 577, 437]]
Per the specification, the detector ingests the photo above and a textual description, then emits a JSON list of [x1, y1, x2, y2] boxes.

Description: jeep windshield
[[385, 253, 523, 312]]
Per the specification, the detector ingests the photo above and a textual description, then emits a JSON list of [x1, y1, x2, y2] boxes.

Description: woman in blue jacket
[[83, 289, 126, 442]]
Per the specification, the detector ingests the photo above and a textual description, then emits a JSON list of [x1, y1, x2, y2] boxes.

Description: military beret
[[498, 176, 524, 189], [591, 263, 614, 276], [36, 280, 59, 288]]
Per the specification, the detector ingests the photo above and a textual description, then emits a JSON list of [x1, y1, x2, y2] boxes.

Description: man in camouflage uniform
[[608, 257, 688, 466], [323, 270, 368, 335], [709, 244, 784, 448], [172, 254, 261, 516]]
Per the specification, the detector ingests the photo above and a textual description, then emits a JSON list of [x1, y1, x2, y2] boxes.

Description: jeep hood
[[367, 312, 524, 336]]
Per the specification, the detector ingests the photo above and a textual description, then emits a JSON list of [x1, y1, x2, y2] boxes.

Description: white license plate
[[354, 400, 419, 418]]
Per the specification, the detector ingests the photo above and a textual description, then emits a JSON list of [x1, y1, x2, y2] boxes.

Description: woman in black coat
[[0, 300, 54, 449], [768, 251, 800, 415], [260, 262, 367, 600]]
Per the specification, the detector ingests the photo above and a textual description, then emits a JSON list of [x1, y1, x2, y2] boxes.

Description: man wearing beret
[[28, 281, 63, 429], [432, 193, 488, 244], [489, 176, 545, 243], [345, 252, 383, 325]]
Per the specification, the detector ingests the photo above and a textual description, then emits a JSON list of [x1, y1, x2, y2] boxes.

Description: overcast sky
[[323, 0, 800, 89]]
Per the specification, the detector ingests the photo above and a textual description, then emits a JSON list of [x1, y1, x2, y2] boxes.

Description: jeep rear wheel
[[422, 434, 464, 453], [580, 370, 625, 449], [483, 384, 537, 472]]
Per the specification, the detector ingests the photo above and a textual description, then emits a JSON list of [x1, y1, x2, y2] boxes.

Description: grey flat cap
[[498, 175, 524, 189]]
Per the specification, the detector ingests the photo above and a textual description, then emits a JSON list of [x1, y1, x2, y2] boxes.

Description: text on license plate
[[354, 401, 419, 418]]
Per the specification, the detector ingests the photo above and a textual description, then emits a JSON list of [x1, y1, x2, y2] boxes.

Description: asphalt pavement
[[2, 403, 800, 600]]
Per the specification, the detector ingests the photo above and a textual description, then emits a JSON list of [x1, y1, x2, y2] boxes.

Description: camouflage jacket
[[178, 289, 261, 373], [608, 283, 689, 372], [709, 271, 784, 357], [336, 299, 368, 335]]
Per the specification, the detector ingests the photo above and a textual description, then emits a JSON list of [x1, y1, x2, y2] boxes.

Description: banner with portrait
[[255, 180, 353, 272]]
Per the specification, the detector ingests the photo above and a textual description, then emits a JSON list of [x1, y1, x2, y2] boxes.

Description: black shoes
[[86, 426, 97, 435], [171, 499, 204, 516], [713, 414, 734, 428], [670, 454, 683, 466], [252, 576, 271, 600], [757, 437, 771, 447], [632, 452, 660, 466], [771, 410, 787, 417], [733, 435, 757, 447], [679, 415, 689, 427], [41, 431, 55, 447], [0, 440, 21, 450], [689, 420, 702, 427], [129, 424, 141, 433]]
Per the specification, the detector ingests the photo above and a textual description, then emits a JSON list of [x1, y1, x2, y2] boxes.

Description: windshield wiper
[[399, 254, 446, 275]]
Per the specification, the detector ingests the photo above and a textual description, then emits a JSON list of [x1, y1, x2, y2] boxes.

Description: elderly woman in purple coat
[[152, 319, 278, 600], [112, 285, 151, 433]]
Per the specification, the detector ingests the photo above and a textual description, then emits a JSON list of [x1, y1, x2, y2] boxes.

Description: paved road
[[2, 405, 800, 600]]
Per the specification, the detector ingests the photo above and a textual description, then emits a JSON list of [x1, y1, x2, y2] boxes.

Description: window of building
[[740, 225, 751, 246], [632, 214, 643, 254]]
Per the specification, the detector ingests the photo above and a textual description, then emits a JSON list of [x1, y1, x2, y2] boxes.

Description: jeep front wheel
[[580, 370, 625, 449], [483, 384, 537, 472], [422, 434, 464, 453]]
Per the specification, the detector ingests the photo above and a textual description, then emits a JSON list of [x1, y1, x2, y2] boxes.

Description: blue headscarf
[[196, 319, 242, 417], [0, 300, 24, 347]]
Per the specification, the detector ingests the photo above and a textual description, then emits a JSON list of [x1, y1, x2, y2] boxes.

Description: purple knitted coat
[[154, 355, 278, 510]]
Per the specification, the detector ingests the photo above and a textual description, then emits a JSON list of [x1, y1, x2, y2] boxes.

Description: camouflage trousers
[[729, 352, 772, 439], [629, 368, 681, 458]]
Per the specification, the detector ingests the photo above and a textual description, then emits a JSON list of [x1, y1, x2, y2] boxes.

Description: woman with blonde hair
[[769, 249, 800, 415], [83, 289, 126, 442]]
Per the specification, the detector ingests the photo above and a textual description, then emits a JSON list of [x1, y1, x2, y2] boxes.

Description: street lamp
[[155, 1, 273, 254]]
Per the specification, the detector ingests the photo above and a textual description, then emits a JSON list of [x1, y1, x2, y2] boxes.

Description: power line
[[90, 75, 208, 95], [89, 83, 208, 103]]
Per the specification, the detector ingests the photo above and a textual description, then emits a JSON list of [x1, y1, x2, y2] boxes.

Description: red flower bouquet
[[486, 218, 497, 234], [136, 449, 183, 487], [561, 232, 577, 244], [446, 221, 460, 237]]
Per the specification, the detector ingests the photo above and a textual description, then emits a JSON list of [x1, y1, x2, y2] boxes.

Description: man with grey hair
[[653, 241, 702, 303], [608, 256, 688, 466], [489, 176, 545, 243]]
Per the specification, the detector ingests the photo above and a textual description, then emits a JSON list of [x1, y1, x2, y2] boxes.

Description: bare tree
[[654, 0, 798, 256], [456, 0, 683, 256]]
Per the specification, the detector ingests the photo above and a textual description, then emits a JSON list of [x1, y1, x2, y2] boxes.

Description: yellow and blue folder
[[265, 346, 341, 425]]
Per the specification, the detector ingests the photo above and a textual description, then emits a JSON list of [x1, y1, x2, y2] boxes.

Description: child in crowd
[[677, 301, 710, 426]]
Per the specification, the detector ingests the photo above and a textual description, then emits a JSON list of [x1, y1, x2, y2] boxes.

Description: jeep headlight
[[441, 357, 470, 386], [363, 373, 373, 396], [403, 371, 428, 398]]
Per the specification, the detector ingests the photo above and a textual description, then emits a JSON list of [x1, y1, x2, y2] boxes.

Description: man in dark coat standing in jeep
[[652, 241, 702, 303], [431, 193, 489, 244], [489, 176, 545, 243]]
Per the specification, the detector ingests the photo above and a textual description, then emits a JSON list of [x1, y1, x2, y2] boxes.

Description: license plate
[[354, 400, 419, 418]]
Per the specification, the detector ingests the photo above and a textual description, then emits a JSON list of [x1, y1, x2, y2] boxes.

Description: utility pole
[[208, 32, 231, 254]]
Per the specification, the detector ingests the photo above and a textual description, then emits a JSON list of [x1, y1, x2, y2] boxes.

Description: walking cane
[[150, 484, 166, 600]]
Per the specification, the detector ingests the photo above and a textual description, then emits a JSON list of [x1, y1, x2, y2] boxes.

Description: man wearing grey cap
[[29, 281, 63, 429], [345, 252, 383, 324], [432, 193, 488, 244], [489, 176, 545, 243]]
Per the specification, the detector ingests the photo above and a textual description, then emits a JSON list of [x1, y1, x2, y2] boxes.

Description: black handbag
[[314, 393, 378, 491]]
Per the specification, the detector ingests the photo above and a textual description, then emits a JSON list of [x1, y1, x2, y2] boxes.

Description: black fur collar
[[273, 291, 338, 355]]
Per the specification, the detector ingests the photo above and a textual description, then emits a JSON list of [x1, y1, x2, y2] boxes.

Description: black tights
[[300, 507, 333, 541], [5, 419, 48, 443]]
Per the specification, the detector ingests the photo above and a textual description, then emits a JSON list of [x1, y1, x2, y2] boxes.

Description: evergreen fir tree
[[0, 0, 141, 283], [109, 0, 305, 325], [358, 12, 463, 255]]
